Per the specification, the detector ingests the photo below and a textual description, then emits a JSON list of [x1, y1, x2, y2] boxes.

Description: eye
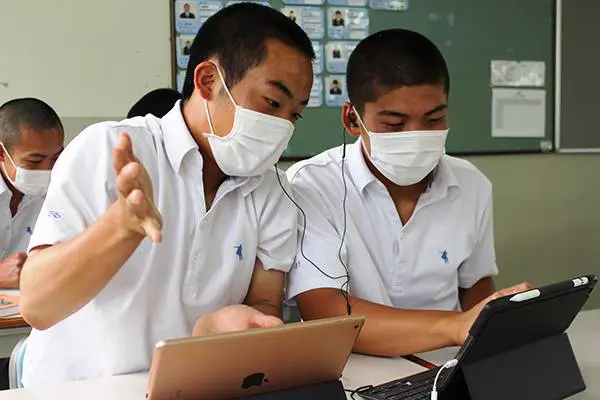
[[26, 160, 42, 165], [427, 115, 445, 124], [384, 122, 405, 130], [264, 97, 280, 109]]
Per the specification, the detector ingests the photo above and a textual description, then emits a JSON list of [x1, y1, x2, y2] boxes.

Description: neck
[[361, 147, 428, 202], [181, 98, 227, 191]]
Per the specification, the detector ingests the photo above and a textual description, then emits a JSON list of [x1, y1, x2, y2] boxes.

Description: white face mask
[[203, 65, 295, 177], [0, 143, 51, 196], [354, 108, 448, 186]]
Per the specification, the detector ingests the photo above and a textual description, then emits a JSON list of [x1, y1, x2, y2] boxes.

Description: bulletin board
[[171, 0, 556, 158]]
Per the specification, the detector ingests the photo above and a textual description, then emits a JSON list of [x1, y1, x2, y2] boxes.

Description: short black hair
[[347, 29, 450, 114], [127, 88, 181, 119], [182, 3, 314, 100], [0, 98, 63, 151], [332, 80, 339, 84]]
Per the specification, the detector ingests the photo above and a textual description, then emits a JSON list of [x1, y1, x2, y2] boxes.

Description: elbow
[[19, 292, 56, 331], [19, 275, 56, 331]]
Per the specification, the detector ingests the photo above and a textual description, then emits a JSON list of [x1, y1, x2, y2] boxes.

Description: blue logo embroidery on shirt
[[440, 250, 449, 264], [25, 226, 33, 235], [235, 244, 244, 261], [48, 210, 63, 219]]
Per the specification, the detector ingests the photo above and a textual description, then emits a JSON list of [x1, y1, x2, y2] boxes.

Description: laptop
[[358, 274, 597, 400], [146, 315, 364, 400]]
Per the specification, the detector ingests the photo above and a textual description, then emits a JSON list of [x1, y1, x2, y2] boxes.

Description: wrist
[[436, 312, 464, 347], [106, 202, 145, 243]]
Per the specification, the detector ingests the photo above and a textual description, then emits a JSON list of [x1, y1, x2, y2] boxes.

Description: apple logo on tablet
[[241, 372, 269, 389]]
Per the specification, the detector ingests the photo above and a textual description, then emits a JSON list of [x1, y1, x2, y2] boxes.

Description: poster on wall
[[491, 88, 546, 138], [369, 0, 408, 11], [176, 34, 195, 69], [325, 75, 347, 107], [328, 0, 367, 7], [283, 0, 324, 5], [175, 1, 223, 33], [312, 42, 324, 74], [325, 41, 358, 73], [281, 7, 325, 39], [308, 76, 323, 107], [327, 7, 369, 40]]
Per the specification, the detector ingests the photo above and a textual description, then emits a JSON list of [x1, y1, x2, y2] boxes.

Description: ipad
[[146, 315, 364, 400]]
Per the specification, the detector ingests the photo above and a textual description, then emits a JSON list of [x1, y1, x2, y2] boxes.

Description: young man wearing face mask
[[286, 29, 530, 357], [0, 98, 64, 289], [19, 3, 313, 387]]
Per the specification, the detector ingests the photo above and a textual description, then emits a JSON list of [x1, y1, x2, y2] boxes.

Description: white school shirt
[[286, 141, 498, 311], [22, 102, 297, 387], [0, 177, 44, 260]]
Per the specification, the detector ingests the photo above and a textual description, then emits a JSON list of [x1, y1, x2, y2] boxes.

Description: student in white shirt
[[0, 98, 64, 289], [19, 3, 314, 387], [286, 29, 530, 357]]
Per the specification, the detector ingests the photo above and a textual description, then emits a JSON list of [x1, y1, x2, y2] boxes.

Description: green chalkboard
[[278, 0, 555, 158]]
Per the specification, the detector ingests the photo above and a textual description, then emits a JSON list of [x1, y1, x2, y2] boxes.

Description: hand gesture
[[112, 132, 163, 243]]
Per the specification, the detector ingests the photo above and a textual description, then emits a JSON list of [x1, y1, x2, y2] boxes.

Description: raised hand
[[112, 132, 163, 243]]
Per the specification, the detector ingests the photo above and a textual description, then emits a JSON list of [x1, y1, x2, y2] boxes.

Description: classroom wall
[[2, 0, 598, 309]]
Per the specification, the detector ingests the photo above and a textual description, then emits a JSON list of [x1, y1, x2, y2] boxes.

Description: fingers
[[125, 189, 163, 243], [487, 282, 535, 302], [116, 162, 141, 197], [249, 314, 284, 329], [112, 132, 135, 173]]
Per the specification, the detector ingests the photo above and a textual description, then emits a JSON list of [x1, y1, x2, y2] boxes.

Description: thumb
[[249, 314, 284, 329]]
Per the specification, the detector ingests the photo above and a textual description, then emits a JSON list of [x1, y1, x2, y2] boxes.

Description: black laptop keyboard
[[357, 368, 440, 400]]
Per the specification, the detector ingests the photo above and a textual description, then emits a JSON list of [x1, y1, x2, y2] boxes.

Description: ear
[[341, 101, 361, 137], [193, 61, 220, 101]]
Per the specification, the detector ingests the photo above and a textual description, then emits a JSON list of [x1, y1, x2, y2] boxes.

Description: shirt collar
[[347, 139, 377, 192], [160, 100, 199, 174], [0, 174, 8, 197]]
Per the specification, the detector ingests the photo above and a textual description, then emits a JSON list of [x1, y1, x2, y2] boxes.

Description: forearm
[[297, 289, 461, 357], [20, 203, 143, 330], [247, 302, 281, 319], [350, 299, 460, 356]]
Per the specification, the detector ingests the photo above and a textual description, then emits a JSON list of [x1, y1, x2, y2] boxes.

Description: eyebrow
[[266, 80, 310, 106], [377, 104, 448, 118]]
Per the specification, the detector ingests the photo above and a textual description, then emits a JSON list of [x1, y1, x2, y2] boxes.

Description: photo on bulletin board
[[328, 0, 367, 7], [175, 1, 202, 33], [326, 41, 358, 73], [282, 0, 324, 5], [327, 7, 369, 40], [308, 75, 323, 107], [369, 0, 408, 11], [325, 75, 347, 107], [177, 70, 186, 93], [312, 41, 324, 74], [281, 6, 325, 39], [176, 34, 195, 69], [226, 0, 271, 6]]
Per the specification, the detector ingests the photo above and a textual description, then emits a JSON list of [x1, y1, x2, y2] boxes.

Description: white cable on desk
[[430, 358, 458, 400]]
